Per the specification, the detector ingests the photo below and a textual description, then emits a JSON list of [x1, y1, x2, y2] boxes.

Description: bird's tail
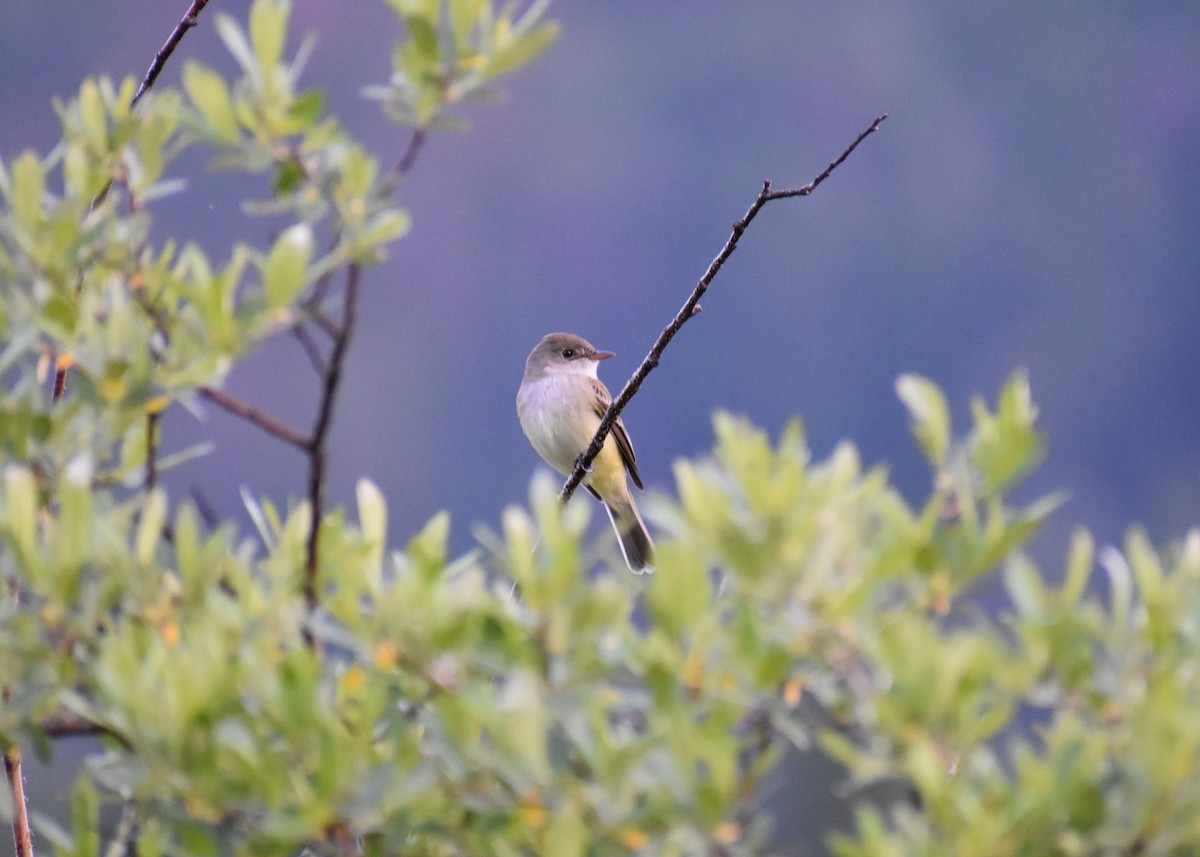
[[604, 497, 654, 574]]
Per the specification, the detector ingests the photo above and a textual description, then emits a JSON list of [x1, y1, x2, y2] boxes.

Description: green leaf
[[357, 478, 388, 584], [1005, 555, 1045, 620], [78, 79, 109, 152], [351, 209, 412, 259], [262, 222, 313, 310], [450, 0, 486, 50], [1059, 528, 1094, 606], [286, 88, 325, 129], [1101, 544, 1133, 632], [273, 157, 306, 194], [4, 464, 39, 572], [69, 776, 101, 857], [971, 369, 1044, 495], [183, 62, 240, 143], [896, 373, 950, 467], [135, 489, 168, 567], [482, 21, 560, 81], [214, 14, 261, 87], [544, 801, 585, 857], [647, 542, 711, 637], [249, 0, 289, 77], [407, 510, 449, 579], [9, 151, 44, 230], [52, 454, 93, 583], [500, 670, 550, 779], [404, 12, 441, 67]]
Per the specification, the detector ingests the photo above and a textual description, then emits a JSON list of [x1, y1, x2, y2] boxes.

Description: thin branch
[[37, 712, 120, 742], [303, 262, 362, 613], [394, 128, 429, 179], [145, 411, 161, 491], [131, 0, 214, 108], [4, 748, 34, 857], [560, 114, 887, 503], [51, 366, 68, 401], [39, 713, 101, 737], [291, 322, 328, 375], [198, 386, 311, 451]]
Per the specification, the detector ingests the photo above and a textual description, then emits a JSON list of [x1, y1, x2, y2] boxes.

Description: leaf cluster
[[2, 3, 1199, 856]]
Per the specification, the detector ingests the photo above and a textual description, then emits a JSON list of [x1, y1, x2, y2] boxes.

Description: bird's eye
[[560, 348, 575, 359]]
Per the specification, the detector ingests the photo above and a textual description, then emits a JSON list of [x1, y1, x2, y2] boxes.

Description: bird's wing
[[589, 378, 644, 490]]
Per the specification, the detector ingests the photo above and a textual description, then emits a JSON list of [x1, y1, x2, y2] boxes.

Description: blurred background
[[2, 1, 1198, 854]]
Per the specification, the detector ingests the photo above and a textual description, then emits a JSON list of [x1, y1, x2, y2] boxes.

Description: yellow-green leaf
[[896, 373, 950, 467], [183, 62, 240, 143], [262, 222, 313, 310]]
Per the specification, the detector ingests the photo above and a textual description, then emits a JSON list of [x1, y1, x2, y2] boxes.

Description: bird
[[516, 332, 654, 573]]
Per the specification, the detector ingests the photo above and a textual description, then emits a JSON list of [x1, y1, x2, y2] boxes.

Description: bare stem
[[131, 0, 213, 108], [559, 114, 887, 502], [4, 748, 34, 857], [394, 128, 429, 179], [145, 411, 161, 491], [292, 323, 328, 375], [51, 365, 68, 402], [303, 263, 362, 613], [198, 386, 311, 450]]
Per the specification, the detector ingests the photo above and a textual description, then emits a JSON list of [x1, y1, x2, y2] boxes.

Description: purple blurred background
[[2, 0, 1199, 853]]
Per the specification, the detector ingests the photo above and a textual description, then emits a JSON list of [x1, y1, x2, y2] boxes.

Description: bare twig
[[131, 0, 214, 108], [291, 323, 328, 375], [293, 124, 427, 624], [145, 411, 161, 491], [51, 365, 68, 401], [560, 114, 887, 502], [198, 386, 310, 450], [4, 748, 34, 857], [39, 712, 104, 738], [303, 263, 362, 612], [394, 128, 428, 178]]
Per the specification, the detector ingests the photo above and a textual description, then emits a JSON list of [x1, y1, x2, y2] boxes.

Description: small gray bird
[[516, 332, 654, 573]]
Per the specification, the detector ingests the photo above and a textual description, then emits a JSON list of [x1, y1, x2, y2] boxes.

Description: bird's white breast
[[517, 374, 601, 476]]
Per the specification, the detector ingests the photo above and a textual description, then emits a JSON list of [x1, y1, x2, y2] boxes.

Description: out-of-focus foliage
[[2, 1, 1199, 856]]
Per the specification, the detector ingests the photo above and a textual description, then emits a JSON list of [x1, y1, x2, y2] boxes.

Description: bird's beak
[[592, 351, 615, 361]]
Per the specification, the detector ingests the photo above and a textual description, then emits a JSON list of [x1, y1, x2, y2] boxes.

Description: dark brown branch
[[38, 712, 113, 741], [145, 411, 161, 491], [198, 386, 311, 450], [394, 128, 428, 178], [291, 323, 328, 375], [560, 114, 887, 503], [131, 0, 213, 108], [303, 263, 362, 613], [4, 748, 34, 857], [309, 308, 339, 340], [51, 366, 67, 401]]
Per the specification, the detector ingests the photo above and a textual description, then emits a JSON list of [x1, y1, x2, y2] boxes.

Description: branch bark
[[4, 748, 34, 857], [198, 386, 310, 451], [131, 0, 214, 108], [303, 263, 361, 613], [559, 114, 887, 503]]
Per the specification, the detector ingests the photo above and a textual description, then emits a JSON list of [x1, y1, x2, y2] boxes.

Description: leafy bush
[[2, 2, 1198, 856]]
